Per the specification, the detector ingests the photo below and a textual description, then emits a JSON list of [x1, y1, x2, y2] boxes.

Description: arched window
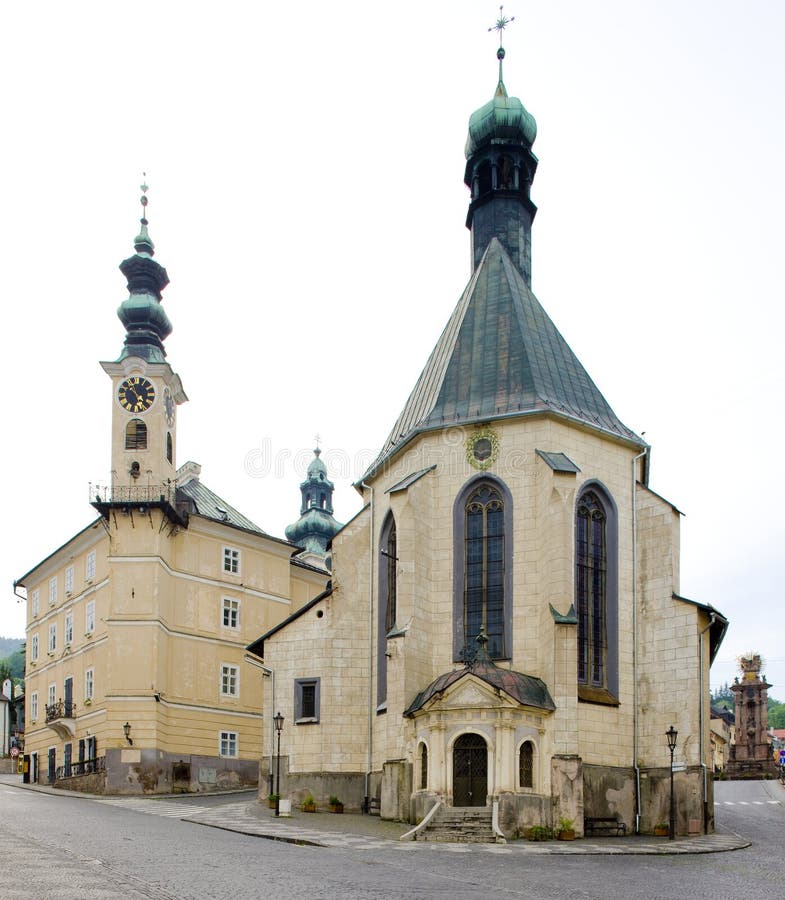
[[125, 419, 147, 450], [377, 513, 397, 708], [166, 432, 173, 464], [498, 155, 515, 189], [419, 742, 428, 790], [477, 160, 492, 196], [575, 485, 619, 702], [519, 741, 534, 789], [453, 477, 513, 661]]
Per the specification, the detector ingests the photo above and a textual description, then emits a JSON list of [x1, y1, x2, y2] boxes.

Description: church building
[[15, 195, 328, 793], [248, 39, 728, 838]]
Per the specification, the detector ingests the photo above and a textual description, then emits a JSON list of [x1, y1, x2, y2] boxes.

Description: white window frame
[[48, 623, 57, 653], [86, 550, 96, 581], [48, 683, 56, 707], [84, 668, 94, 701], [49, 577, 57, 607], [31, 691, 38, 720], [65, 613, 73, 646], [85, 600, 95, 634], [31, 634, 39, 662], [222, 597, 240, 630], [65, 566, 74, 594], [220, 664, 239, 697], [219, 730, 238, 757], [31, 589, 39, 617], [222, 546, 240, 575]]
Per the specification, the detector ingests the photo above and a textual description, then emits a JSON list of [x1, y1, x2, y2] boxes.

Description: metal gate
[[453, 733, 487, 806]]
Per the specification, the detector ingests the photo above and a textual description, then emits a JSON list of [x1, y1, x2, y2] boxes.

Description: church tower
[[285, 447, 342, 570], [96, 184, 187, 513]]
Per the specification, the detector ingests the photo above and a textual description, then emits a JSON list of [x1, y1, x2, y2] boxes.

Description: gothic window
[[459, 480, 508, 659], [519, 741, 534, 789], [125, 419, 147, 450], [377, 513, 397, 708], [166, 432, 173, 463], [575, 485, 619, 702]]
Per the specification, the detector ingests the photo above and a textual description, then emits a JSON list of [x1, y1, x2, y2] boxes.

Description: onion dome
[[465, 72, 537, 158], [116, 180, 172, 363], [285, 447, 342, 556]]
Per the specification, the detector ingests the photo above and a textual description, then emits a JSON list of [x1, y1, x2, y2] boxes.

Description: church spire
[[285, 444, 342, 563], [116, 178, 172, 363], [465, 10, 538, 284]]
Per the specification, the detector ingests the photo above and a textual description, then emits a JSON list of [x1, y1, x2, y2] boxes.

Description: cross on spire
[[488, 5, 515, 83]]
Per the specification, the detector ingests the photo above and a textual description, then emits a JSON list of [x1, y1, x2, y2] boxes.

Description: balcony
[[45, 700, 76, 739], [90, 482, 188, 526]]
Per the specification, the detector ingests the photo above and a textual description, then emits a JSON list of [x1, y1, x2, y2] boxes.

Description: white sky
[[2, 1, 783, 696]]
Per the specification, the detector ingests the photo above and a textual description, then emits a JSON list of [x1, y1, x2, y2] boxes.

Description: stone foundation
[[104, 748, 258, 795]]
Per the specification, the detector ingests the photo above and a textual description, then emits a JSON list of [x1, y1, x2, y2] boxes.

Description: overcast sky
[[2, 1, 783, 696]]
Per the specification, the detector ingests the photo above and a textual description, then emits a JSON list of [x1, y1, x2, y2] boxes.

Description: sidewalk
[[0, 774, 750, 855]]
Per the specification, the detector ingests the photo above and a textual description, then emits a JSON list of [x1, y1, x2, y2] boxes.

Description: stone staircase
[[415, 805, 500, 843]]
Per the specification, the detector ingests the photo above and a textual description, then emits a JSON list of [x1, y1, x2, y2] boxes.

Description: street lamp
[[123, 722, 133, 746], [273, 711, 284, 817], [666, 724, 678, 841]]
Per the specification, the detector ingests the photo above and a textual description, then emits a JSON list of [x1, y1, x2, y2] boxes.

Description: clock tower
[[95, 184, 187, 518]]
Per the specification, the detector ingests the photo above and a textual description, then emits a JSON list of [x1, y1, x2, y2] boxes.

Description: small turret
[[285, 447, 342, 560]]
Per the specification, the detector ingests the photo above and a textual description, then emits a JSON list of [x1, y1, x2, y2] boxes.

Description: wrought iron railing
[[45, 700, 75, 723], [90, 482, 177, 505], [55, 756, 105, 781]]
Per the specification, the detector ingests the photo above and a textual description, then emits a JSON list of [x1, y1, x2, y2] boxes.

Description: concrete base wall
[[497, 791, 550, 838], [583, 763, 635, 832], [104, 749, 258, 795], [638, 766, 711, 835], [261, 755, 372, 812], [381, 759, 412, 821]]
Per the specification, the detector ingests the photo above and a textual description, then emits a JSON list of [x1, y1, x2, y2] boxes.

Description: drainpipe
[[698, 613, 716, 834], [361, 482, 374, 810], [631, 447, 647, 835], [243, 654, 275, 798]]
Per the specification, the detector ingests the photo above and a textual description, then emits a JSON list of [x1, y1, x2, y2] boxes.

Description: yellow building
[[15, 200, 327, 793]]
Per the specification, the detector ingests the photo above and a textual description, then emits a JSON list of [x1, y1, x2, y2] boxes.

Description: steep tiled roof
[[366, 238, 643, 477]]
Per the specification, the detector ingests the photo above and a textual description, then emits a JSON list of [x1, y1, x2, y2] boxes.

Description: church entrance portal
[[453, 733, 488, 806]]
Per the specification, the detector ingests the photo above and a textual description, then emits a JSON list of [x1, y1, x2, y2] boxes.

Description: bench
[[584, 816, 627, 837], [362, 796, 381, 815]]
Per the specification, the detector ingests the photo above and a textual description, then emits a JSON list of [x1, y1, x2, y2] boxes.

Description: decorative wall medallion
[[466, 427, 500, 470]]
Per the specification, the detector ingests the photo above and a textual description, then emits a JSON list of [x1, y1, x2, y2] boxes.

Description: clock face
[[118, 376, 155, 413], [163, 386, 175, 426]]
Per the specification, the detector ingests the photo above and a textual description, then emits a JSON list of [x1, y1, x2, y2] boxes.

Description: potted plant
[[267, 793, 279, 809], [301, 793, 317, 813], [557, 817, 576, 840], [328, 795, 344, 814], [653, 822, 669, 837], [526, 825, 553, 842]]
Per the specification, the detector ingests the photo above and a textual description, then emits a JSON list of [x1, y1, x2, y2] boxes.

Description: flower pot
[[301, 803, 317, 813], [653, 826, 669, 837], [557, 829, 575, 841], [329, 803, 344, 814]]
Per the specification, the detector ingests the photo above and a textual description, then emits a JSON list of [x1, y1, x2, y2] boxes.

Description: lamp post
[[666, 724, 678, 841], [273, 711, 284, 817], [123, 722, 133, 746]]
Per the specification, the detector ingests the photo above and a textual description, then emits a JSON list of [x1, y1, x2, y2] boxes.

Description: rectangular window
[[86, 600, 95, 634], [31, 590, 39, 617], [86, 551, 96, 581], [31, 634, 39, 662], [223, 547, 240, 575], [48, 684, 56, 707], [219, 731, 238, 757], [85, 668, 94, 701], [48, 623, 56, 653], [65, 566, 74, 594], [294, 678, 320, 723], [49, 577, 57, 607], [31, 691, 38, 720], [221, 664, 239, 697], [65, 613, 73, 646], [222, 597, 240, 629]]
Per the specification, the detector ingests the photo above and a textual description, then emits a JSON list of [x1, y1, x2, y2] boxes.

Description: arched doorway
[[453, 733, 488, 806]]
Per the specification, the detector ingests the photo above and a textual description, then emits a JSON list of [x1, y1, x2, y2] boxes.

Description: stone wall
[[104, 748, 257, 794]]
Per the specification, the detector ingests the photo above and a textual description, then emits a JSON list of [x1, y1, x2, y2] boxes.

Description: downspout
[[361, 482, 374, 810], [698, 613, 716, 834], [631, 448, 647, 835], [243, 654, 275, 798]]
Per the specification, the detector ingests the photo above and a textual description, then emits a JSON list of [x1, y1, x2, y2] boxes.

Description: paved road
[[0, 780, 783, 899]]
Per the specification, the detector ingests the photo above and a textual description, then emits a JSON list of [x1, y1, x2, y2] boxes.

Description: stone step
[[417, 805, 498, 844]]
